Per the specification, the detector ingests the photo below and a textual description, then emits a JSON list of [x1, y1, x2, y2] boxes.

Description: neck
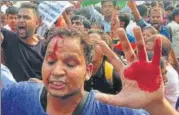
[[11, 27, 16, 32], [21, 34, 39, 45], [156, 26, 162, 32], [47, 91, 84, 115], [105, 16, 112, 23]]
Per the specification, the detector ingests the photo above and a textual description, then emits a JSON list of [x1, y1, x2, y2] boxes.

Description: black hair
[[19, 2, 40, 20], [71, 15, 91, 29], [45, 28, 94, 65], [172, 8, 179, 21], [6, 6, 18, 15], [165, 5, 175, 11], [137, 5, 148, 17], [119, 13, 130, 29], [101, 0, 116, 7], [176, 4, 179, 8]]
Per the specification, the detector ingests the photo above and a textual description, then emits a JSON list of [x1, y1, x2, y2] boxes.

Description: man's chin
[[152, 24, 160, 30], [49, 88, 81, 100]]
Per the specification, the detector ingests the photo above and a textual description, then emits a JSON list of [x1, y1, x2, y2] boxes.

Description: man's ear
[[85, 63, 93, 81]]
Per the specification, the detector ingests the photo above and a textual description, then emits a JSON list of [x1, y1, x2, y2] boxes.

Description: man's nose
[[51, 62, 65, 77]]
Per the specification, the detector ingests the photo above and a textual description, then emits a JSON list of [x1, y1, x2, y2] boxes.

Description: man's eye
[[47, 61, 56, 65], [66, 61, 76, 67]]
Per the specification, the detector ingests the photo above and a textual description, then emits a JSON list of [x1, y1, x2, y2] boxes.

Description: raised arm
[[127, 1, 142, 22], [95, 27, 179, 115]]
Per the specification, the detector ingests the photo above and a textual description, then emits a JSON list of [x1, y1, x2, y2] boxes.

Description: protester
[[71, 15, 91, 31], [167, 8, 179, 60], [2, 0, 179, 114], [0, 11, 7, 26], [101, 1, 115, 33], [85, 29, 122, 94], [146, 35, 179, 107], [128, 1, 172, 41], [1, 2, 46, 81], [142, 25, 158, 42], [2, 27, 179, 115], [4, 6, 18, 32]]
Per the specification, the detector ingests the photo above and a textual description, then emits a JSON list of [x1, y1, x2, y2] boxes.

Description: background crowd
[[1, 0, 179, 114]]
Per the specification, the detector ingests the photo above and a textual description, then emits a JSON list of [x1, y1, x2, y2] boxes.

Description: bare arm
[[128, 1, 142, 22]]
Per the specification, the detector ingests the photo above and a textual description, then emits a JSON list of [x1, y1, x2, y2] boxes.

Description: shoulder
[[166, 65, 178, 77], [2, 82, 44, 114], [1, 28, 18, 38], [2, 82, 43, 98]]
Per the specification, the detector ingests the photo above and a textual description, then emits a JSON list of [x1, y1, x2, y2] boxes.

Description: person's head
[[143, 26, 158, 42], [71, 15, 91, 31], [118, 12, 130, 29], [146, 34, 179, 71], [137, 5, 148, 20], [42, 28, 94, 99], [88, 29, 111, 75], [17, 2, 40, 39], [165, 5, 175, 16], [172, 8, 179, 24], [0, 11, 7, 26], [6, 6, 18, 32], [148, 7, 163, 30], [151, 1, 163, 8], [101, 1, 116, 17], [176, 4, 179, 8]]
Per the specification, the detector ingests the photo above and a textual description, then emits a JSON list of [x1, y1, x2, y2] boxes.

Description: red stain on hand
[[124, 38, 162, 92]]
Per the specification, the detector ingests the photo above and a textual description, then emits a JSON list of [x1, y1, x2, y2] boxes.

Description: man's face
[[42, 36, 92, 98], [102, 1, 114, 17], [150, 9, 163, 30], [17, 8, 39, 39], [7, 14, 17, 31], [1, 14, 7, 26], [145, 38, 154, 52], [72, 19, 85, 31], [174, 14, 179, 24], [143, 29, 153, 42], [89, 33, 104, 75]]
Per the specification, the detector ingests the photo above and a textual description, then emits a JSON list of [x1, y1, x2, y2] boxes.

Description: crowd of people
[[1, 0, 179, 115]]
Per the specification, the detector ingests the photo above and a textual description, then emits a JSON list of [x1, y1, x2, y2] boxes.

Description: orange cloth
[[55, 16, 66, 28]]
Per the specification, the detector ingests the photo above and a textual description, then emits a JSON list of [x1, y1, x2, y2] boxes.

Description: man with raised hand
[[2, 27, 178, 115], [1, 2, 45, 81]]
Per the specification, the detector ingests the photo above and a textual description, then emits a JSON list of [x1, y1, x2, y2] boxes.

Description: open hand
[[95, 27, 164, 109]]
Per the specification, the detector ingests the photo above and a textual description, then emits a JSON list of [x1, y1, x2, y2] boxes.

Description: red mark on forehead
[[48, 36, 64, 60]]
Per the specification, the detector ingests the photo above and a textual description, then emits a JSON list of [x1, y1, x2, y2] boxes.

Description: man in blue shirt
[[101, 1, 116, 33], [128, 1, 171, 41], [2, 28, 177, 115]]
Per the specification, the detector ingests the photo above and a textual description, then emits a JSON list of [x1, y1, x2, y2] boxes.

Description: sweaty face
[[42, 36, 92, 98], [17, 8, 39, 39], [150, 10, 163, 30], [7, 14, 17, 31], [89, 33, 104, 75], [102, 1, 114, 17]]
